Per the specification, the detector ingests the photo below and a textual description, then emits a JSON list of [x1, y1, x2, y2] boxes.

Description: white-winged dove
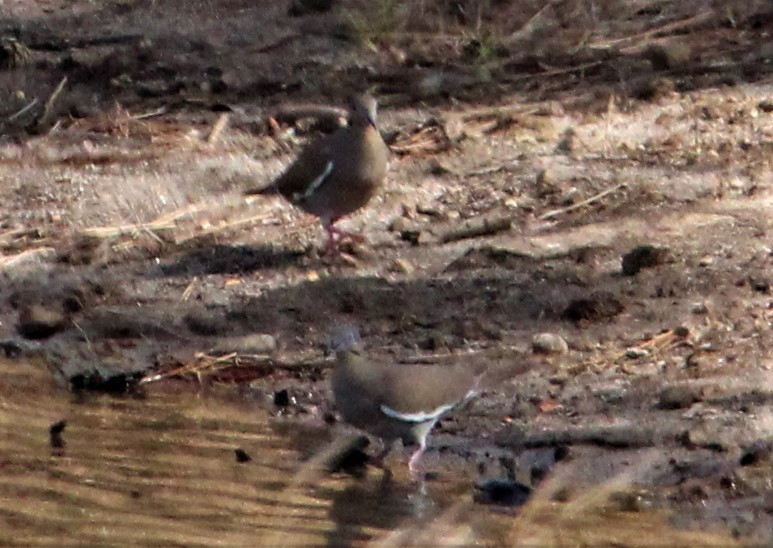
[[249, 94, 389, 253], [328, 327, 479, 479]]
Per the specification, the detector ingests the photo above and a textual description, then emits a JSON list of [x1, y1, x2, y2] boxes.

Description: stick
[[538, 182, 626, 220], [439, 215, 512, 243], [7, 98, 38, 122], [28, 76, 67, 134], [206, 113, 230, 144]]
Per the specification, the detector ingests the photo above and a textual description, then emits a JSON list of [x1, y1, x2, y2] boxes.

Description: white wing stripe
[[300, 161, 334, 200], [380, 402, 455, 423]]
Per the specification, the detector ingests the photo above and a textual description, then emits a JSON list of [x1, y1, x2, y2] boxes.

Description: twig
[[132, 106, 168, 120], [502, 61, 603, 85], [29, 76, 67, 134], [206, 113, 230, 144], [538, 183, 627, 220], [508, 0, 559, 43], [7, 98, 39, 122], [599, 11, 715, 51], [79, 220, 177, 239], [254, 33, 301, 54], [464, 160, 520, 177], [181, 277, 198, 301], [439, 215, 512, 244], [0, 247, 57, 269], [175, 212, 276, 245]]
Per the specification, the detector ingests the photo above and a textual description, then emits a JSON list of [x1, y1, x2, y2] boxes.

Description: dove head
[[327, 325, 363, 355], [348, 94, 378, 129]]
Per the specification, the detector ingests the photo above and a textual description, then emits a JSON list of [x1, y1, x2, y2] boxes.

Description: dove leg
[[408, 443, 427, 481], [369, 444, 393, 469]]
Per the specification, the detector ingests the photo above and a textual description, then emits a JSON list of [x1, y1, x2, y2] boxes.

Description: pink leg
[[323, 222, 365, 255], [408, 444, 426, 481], [369, 445, 392, 469], [329, 224, 365, 243]]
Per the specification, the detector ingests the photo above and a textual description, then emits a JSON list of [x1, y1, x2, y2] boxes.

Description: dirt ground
[[1, 0, 772, 543]]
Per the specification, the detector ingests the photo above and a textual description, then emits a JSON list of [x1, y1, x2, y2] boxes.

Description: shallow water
[[0, 357, 500, 545]]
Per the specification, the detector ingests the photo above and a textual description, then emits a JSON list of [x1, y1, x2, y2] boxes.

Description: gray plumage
[[329, 327, 478, 477]]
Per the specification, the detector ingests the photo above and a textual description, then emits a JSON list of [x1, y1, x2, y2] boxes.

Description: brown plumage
[[250, 94, 389, 252], [329, 327, 479, 479]]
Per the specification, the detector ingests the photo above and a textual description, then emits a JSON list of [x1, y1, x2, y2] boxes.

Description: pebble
[[658, 385, 701, 409], [210, 334, 277, 355], [532, 332, 569, 354], [621, 245, 671, 276], [474, 479, 532, 506], [624, 347, 649, 359], [17, 304, 68, 340]]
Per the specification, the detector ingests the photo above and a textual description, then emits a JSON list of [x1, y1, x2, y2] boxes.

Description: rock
[[739, 441, 772, 467], [68, 368, 145, 394], [324, 434, 370, 478], [274, 389, 291, 407], [49, 420, 66, 451], [532, 332, 569, 354], [624, 347, 649, 359], [535, 168, 560, 196], [387, 258, 413, 274], [0, 37, 33, 69], [288, 0, 334, 16], [234, 448, 252, 463], [388, 216, 412, 233], [658, 385, 702, 409], [683, 424, 732, 451], [399, 229, 429, 246], [17, 304, 68, 340], [562, 291, 624, 323], [609, 490, 652, 512], [645, 42, 692, 70], [474, 479, 532, 506], [748, 272, 771, 294], [621, 245, 671, 276], [210, 334, 277, 354], [184, 309, 232, 336]]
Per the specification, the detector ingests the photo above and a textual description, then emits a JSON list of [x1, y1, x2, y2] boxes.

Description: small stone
[[288, 0, 334, 16], [17, 304, 68, 340], [325, 434, 370, 478], [748, 273, 771, 294], [621, 245, 671, 276], [234, 448, 252, 463], [699, 255, 714, 267], [625, 347, 649, 359], [273, 389, 291, 407], [210, 334, 276, 355], [739, 441, 772, 466], [387, 258, 413, 274], [535, 168, 560, 196], [49, 420, 66, 450], [388, 216, 411, 232], [563, 291, 624, 323], [609, 491, 649, 512], [474, 479, 532, 506], [657, 385, 701, 409], [683, 424, 730, 451], [399, 229, 424, 246], [645, 42, 692, 70], [532, 332, 569, 354]]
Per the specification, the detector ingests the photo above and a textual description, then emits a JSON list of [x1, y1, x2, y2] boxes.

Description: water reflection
[[0, 357, 486, 545]]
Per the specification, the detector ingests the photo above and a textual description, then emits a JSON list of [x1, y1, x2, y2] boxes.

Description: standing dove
[[248, 94, 389, 253], [329, 326, 479, 479]]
